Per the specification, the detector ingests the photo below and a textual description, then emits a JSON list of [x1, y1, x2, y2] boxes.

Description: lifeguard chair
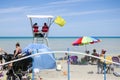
[[27, 15, 54, 46]]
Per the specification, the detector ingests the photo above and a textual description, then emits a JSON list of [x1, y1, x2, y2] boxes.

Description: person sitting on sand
[[14, 42, 22, 58], [0, 48, 3, 64], [0, 48, 13, 71], [64, 53, 68, 60], [85, 50, 90, 62], [0, 48, 8, 64], [80, 50, 90, 65]]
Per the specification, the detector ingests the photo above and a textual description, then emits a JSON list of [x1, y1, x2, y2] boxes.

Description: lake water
[[0, 37, 120, 58]]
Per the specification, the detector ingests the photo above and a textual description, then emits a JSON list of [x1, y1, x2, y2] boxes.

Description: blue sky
[[0, 0, 120, 37]]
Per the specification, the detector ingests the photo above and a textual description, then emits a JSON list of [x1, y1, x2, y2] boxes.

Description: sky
[[0, 0, 120, 37]]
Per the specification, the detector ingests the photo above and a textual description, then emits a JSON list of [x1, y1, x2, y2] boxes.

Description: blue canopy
[[23, 43, 56, 70], [23, 43, 52, 55], [33, 53, 56, 69], [23, 43, 50, 52]]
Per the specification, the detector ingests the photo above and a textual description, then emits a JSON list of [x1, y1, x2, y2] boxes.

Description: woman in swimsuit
[[14, 42, 22, 58]]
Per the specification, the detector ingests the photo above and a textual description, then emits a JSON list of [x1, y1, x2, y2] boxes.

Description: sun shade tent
[[22, 43, 56, 70], [23, 43, 56, 80]]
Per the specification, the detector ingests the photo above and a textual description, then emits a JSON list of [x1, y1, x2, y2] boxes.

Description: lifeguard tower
[[27, 15, 54, 47]]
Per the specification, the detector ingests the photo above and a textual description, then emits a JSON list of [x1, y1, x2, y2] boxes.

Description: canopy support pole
[[67, 48, 70, 80], [104, 55, 106, 80]]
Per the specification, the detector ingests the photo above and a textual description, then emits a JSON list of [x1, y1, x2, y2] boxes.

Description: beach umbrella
[[72, 36, 101, 51]]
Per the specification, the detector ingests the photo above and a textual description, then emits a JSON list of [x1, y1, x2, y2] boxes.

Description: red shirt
[[33, 25, 39, 32], [42, 26, 49, 32]]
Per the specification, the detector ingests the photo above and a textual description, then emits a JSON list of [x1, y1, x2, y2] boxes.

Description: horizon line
[[0, 36, 120, 38]]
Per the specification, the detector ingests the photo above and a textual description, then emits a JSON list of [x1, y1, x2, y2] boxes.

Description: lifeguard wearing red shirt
[[42, 23, 49, 33], [33, 23, 39, 33], [32, 23, 44, 37]]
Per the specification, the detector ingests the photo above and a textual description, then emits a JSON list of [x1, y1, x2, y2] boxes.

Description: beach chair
[[70, 56, 78, 64], [112, 56, 120, 67], [113, 72, 120, 77], [112, 56, 120, 77], [112, 56, 120, 63]]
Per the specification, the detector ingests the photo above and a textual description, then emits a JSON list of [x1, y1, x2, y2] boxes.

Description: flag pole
[[32, 49, 36, 80]]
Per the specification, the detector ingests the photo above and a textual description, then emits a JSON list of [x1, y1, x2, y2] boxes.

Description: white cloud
[[48, 0, 90, 5], [60, 8, 120, 16], [27, 6, 67, 14], [0, 6, 29, 14]]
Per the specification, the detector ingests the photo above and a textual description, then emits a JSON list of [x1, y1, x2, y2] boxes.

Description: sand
[[0, 60, 120, 80], [34, 60, 120, 80]]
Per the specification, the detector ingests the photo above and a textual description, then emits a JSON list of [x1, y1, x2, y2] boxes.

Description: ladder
[[33, 36, 49, 47]]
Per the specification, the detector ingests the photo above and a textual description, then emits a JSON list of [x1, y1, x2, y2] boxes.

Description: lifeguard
[[41, 23, 49, 37], [42, 23, 49, 33]]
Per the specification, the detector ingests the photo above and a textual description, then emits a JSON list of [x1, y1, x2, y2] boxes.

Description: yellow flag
[[54, 16, 66, 27]]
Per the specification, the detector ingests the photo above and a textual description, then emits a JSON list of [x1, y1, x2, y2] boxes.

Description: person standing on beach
[[91, 49, 99, 64], [97, 49, 106, 74]]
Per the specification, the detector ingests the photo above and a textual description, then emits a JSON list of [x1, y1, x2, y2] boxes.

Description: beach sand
[[34, 60, 120, 80], [0, 60, 120, 80]]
